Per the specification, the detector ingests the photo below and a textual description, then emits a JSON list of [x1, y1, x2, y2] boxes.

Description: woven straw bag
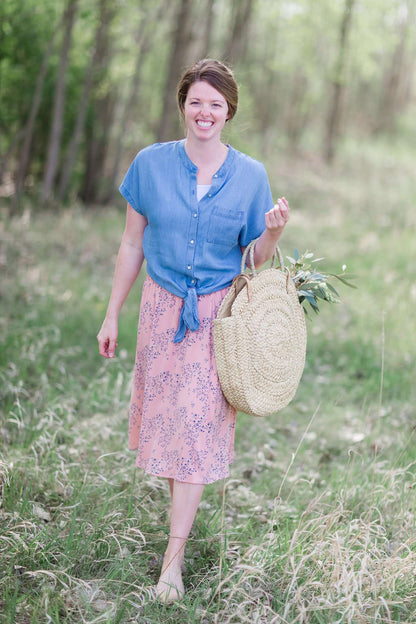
[[214, 238, 307, 417]]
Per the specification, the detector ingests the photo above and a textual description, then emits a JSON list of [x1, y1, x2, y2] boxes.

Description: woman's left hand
[[265, 197, 290, 235]]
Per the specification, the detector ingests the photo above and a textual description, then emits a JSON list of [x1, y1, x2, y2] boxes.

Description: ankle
[[163, 538, 187, 569]]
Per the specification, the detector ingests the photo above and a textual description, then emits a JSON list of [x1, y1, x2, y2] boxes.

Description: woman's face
[[183, 81, 229, 143]]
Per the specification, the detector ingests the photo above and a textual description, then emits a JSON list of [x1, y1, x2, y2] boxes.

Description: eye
[[212, 103, 223, 108]]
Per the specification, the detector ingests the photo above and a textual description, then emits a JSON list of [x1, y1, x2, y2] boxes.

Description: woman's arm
[[252, 197, 289, 268], [97, 204, 148, 358]]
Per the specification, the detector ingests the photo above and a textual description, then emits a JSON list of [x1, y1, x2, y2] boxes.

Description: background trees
[[1, 0, 415, 207]]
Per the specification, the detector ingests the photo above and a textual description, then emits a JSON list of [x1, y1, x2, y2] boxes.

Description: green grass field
[[1, 138, 416, 623]]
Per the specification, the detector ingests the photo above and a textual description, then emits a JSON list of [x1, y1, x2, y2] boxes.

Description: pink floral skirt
[[129, 276, 236, 484]]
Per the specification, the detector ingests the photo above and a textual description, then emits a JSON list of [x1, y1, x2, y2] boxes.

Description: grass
[[1, 137, 416, 623]]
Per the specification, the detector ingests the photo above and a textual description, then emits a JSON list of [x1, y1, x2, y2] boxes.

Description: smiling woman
[[97, 58, 290, 604], [183, 81, 229, 146], [177, 58, 239, 122]]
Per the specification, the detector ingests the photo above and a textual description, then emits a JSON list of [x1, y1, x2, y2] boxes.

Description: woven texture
[[214, 240, 307, 417]]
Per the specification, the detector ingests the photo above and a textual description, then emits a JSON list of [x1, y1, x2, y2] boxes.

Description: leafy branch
[[286, 250, 357, 315]]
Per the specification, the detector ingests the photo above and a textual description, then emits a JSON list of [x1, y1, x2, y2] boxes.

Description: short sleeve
[[239, 163, 274, 247], [119, 152, 144, 215]]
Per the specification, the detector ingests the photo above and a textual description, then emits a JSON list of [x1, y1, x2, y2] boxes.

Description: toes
[[156, 567, 185, 604]]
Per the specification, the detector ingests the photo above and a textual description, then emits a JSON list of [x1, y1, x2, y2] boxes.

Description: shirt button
[[187, 265, 192, 270], [193, 213, 197, 218], [190, 240, 194, 244], [191, 279, 195, 284], [214, 174, 218, 178], [208, 193, 212, 197]]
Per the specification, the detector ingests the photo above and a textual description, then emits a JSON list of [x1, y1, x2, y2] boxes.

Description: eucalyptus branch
[[286, 250, 356, 315]]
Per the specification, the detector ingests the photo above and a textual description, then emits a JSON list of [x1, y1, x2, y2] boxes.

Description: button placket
[[186, 179, 199, 279]]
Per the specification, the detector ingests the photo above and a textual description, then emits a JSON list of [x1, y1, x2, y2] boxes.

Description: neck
[[184, 135, 227, 167]]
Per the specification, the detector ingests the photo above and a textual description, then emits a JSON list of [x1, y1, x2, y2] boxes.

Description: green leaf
[[315, 286, 329, 299], [329, 273, 358, 289], [310, 273, 327, 282], [303, 292, 318, 306], [309, 299, 320, 313], [326, 282, 340, 296]]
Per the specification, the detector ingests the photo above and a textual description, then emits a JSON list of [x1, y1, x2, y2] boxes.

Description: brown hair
[[177, 59, 238, 121]]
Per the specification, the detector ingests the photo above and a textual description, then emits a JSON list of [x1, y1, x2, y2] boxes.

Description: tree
[[223, 0, 254, 66], [14, 35, 57, 204], [41, 0, 78, 202], [201, 0, 215, 58], [0, 0, 59, 190], [105, 3, 165, 202], [79, 0, 115, 204], [375, 2, 415, 133], [324, 0, 355, 164], [157, 0, 194, 142], [58, 0, 112, 201]]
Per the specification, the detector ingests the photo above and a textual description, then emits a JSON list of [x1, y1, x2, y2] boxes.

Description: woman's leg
[[156, 480, 205, 602]]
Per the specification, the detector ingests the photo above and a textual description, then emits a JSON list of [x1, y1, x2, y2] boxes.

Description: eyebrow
[[189, 97, 225, 103]]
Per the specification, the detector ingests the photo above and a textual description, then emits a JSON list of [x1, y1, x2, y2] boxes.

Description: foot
[[156, 559, 184, 604]]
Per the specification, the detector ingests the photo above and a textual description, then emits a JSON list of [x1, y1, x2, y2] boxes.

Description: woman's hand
[[97, 317, 118, 359], [251, 197, 290, 268], [265, 197, 290, 235]]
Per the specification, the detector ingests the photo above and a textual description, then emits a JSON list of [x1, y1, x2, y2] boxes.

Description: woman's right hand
[[97, 317, 118, 358]]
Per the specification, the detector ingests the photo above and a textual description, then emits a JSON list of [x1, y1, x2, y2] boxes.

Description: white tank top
[[197, 184, 211, 202]]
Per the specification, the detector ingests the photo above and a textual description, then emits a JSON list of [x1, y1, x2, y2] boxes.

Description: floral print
[[129, 277, 236, 484]]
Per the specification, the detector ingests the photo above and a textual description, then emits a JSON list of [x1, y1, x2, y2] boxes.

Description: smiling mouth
[[196, 120, 214, 128]]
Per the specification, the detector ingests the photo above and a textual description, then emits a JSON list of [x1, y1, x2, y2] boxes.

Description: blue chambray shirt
[[119, 140, 274, 342]]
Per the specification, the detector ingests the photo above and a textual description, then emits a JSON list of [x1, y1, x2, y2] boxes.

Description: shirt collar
[[178, 139, 235, 178]]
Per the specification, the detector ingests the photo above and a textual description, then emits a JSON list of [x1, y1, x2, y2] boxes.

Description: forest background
[[1, 0, 416, 623], [2, 0, 416, 203]]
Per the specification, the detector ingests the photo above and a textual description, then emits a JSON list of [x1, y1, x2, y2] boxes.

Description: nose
[[200, 103, 211, 117]]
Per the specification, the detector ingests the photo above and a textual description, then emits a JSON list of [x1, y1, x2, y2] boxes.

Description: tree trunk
[[324, 0, 355, 164], [79, 0, 115, 204], [0, 128, 25, 188], [285, 73, 311, 151], [13, 34, 57, 206], [104, 3, 164, 202], [80, 93, 114, 204], [41, 0, 78, 202], [374, 6, 414, 134], [201, 0, 215, 58], [157, 0, 193, 142], [58, 0, 109, 201], [223, 0, 254, 66]]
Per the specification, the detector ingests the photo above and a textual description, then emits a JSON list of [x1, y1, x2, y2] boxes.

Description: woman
[[97, 59, 289, 603]]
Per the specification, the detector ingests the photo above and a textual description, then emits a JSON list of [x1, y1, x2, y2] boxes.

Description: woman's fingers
[[98, 335, 111, 358], [276, 197, 290, 221], [97, 323, 118, 358], [265, 197, 290, 231], [98, 337, 118, 358], [107, 338, 117, 359]]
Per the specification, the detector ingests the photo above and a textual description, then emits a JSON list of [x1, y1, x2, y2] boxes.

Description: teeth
[[197, 121, 213, 128]]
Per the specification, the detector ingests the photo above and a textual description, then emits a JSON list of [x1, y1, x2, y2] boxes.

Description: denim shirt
[[119, 140, 274, 342]]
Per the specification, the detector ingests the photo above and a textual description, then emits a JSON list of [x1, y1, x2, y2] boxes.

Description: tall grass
[[1, 138, 416, 623]]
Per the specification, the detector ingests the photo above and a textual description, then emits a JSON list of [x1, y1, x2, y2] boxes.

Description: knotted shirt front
[[119, 140, 274, 342]]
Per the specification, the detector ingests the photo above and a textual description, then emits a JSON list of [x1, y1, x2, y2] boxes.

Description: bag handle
[[240, 237, 285, 276]]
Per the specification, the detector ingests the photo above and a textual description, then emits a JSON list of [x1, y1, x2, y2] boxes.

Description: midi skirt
[[129, 276, 236, 484]]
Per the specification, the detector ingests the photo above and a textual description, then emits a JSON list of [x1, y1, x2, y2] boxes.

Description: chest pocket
[[206, 206, 244, 247]]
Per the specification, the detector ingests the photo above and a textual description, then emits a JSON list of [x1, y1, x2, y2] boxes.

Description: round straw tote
[[214, 238, 307, 417]]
